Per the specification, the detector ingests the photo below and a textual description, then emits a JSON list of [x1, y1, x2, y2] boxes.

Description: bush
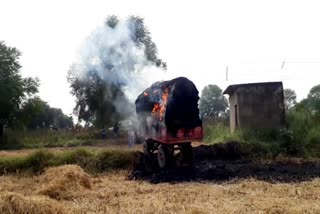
[[23, 150, 55, 172], [95, 150, 136, 171], [0, 148, 138, 175], [0, 150, 54, 174], [0, 129, 98, 150], [284, 108, 320, 157], [204, 123, 237, 143], [305, 126, 320, 157], [203, 118, 320, 158]]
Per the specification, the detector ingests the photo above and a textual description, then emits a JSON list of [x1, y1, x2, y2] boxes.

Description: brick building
[[223, 82, 285, 133]]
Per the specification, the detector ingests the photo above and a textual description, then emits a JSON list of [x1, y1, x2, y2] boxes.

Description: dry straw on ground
[[0, 191, 76, 214], [0, 165, 320, 214], [37, 165, 92, 200]]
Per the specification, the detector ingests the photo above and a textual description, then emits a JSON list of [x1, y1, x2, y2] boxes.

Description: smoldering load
[[135, 77, 202, 138]]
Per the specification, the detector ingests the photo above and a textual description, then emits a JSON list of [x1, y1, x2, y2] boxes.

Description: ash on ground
[[128, 142, 320, 184]]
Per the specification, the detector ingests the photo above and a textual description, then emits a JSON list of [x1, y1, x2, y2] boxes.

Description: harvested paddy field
[[1, 143, 320, 213], [0, 164, 320, 214]]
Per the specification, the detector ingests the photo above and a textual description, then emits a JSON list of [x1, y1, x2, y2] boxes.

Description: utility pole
[[226, 66, 228, 81]]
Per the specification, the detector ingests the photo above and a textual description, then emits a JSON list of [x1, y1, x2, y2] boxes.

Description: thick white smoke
[[73, 17, 165, 119]]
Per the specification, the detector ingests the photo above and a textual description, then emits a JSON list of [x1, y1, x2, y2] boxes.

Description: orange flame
[[152, 103, 160, 117], [152, 88, 169, 120]]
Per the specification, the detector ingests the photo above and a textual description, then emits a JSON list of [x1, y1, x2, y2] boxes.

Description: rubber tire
[[157, 145, 169, 169], [143, 140, 152, 156], [181, 143, 193, 165]]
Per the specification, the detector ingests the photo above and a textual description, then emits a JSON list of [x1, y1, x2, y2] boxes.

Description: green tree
[[284, 88, 297, 110], [68, 15, 166, 127], [307, 84, 320, 114], [106, 15, 119, 29], [0, 41, 39, 138], [14, 96, 47, 129], [46, 107, 73, 129], [15, 96, 73, 129], [199, 84, 228, 120]]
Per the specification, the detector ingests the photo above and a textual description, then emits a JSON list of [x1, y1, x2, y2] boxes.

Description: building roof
[[223, 81, 283, 95]]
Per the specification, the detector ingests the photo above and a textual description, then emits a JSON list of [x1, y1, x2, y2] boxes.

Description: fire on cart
[[135, 77, 203, 168]]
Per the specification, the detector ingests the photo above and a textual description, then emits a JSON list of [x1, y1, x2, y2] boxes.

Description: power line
[[283, 61, 320, 63], [281, 60, 320, 69]]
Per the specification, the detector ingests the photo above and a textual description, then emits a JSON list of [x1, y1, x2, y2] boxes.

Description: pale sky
[[1, 0, 320, 116]]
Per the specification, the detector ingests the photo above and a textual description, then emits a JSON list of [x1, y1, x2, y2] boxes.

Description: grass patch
[[0, 150, 53, 174], [0, 129, 98, 150], [204, 122, 320, 159], [0, 148, 138, 175], [204, 123, 236, 143]]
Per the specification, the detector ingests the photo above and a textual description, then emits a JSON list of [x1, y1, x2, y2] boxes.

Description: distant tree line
[[0, 41, 72, 140], [14, 96, 73, 130]]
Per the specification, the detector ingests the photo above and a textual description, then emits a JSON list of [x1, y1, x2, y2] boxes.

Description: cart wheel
[[181, 143, 193, 165], [143, 140, 151, 156], [157, 145, 169, 168]]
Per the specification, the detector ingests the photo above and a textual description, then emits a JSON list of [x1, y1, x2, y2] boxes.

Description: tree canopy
[[306, 84, 320, 114], [15, 96, 73, 130], [284, 88, 297, 110], [68, 15, 166, 127], [0, 41, 39, 136], [199, 84, 228, 120]]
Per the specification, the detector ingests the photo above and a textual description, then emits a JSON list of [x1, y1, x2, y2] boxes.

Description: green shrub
[[305, 126, 320, 157], [305, 126, 320, 145], [0, 150, 54, 174], [203, 119, 319, 158], [0, 148, 138, 175], [64, 139, 84, 147], [22, 150, 55, 172], [95, 150, 136, 171], [204, 123, 235, 143], [284, 108, 320, 157], [52, 149, 96, 171], [81, 140, 94, 146], [0, 129, 100, 150]]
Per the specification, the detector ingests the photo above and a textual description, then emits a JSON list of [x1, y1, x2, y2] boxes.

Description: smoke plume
[[68, 15, 166, 125]]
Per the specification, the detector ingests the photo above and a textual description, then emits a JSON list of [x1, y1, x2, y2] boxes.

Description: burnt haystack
[[135, 77, 202, 137]]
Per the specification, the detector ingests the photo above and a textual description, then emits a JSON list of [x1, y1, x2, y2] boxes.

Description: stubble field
[[0, 164, 320, 214]]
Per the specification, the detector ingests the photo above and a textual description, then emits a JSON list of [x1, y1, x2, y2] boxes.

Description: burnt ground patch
[[128, 142, 320, 184]]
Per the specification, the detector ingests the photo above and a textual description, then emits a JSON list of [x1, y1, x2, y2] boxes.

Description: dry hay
[[0, 165, 320, 213], [37, 165, 92, 200], [0, 191, 73, 214], [87, 176, 320, 214]]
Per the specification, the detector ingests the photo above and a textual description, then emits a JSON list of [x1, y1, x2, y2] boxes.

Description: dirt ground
[[0, 165, 320, 214]]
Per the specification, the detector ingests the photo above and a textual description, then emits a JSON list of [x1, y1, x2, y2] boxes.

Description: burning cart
[[135, 77, 203, 168]]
